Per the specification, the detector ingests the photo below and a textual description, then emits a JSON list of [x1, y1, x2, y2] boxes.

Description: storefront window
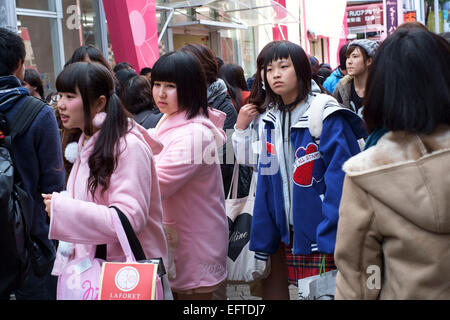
[[237, 28, 256, 80], [16, 0, 54, 11], [104, 18, 115, 68], [17, 15, 58, 97], [220, 29, 236, 65], [14, 0, 113, 96], [62, 0, 102, 63], [220, 27, 257, 80]]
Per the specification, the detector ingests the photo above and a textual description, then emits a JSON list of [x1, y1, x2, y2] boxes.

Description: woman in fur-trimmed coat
[[334, 26, 450, 300]]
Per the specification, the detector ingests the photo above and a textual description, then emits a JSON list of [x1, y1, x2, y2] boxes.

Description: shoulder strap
[[114, 206, 147, 261], [95, 206, 147, 261], [10, 97, 46, 140]]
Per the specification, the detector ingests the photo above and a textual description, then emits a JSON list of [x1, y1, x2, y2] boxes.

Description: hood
[[311, 79, 322, 93], [207, 78, 228, 107], [131, 121, 163, 155], [156, 108, 227, 148], [78, 113, 163, 158], [343, 125, 450, 234], [0, 76, 30, 112]]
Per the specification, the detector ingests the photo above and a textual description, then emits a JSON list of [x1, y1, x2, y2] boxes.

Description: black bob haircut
[[151, 51, 208, 119], [263, 41, 312, 108], [363, 27, 450, 134], [0, 28, 26, 77]]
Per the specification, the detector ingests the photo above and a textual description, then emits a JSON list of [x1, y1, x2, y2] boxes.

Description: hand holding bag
[[226, 164, 270, 283], [98, 207, 172, 300]]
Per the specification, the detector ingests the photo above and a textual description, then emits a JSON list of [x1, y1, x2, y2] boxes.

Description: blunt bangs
[[151, 51, 208, 119], [264, 41, 292, 67], [150, 52, 179, 86], [56, 63, 93, 134], [263, 41, 312, 107], [56, 62, 90, 95]]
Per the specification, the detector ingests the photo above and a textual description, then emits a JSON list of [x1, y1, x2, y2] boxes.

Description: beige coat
[[335, 125, 450, 300]]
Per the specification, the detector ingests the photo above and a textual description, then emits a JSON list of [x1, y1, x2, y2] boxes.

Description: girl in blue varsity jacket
[[249, 41, 367, 290]]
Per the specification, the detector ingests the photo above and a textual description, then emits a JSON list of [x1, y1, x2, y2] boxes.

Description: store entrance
[[173, 33, 210, 51]]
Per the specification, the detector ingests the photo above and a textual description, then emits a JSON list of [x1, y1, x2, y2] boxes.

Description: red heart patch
[[293, 144, 320, 187]]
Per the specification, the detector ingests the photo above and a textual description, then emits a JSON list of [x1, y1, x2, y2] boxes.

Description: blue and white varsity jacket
[[249, 93, 367, 260]]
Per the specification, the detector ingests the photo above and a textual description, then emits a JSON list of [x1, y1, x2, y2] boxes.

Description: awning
[[156, 0, 299, 42]]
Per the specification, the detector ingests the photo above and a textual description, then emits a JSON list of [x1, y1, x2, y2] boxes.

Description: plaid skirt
[[285, 234, 336, 286]]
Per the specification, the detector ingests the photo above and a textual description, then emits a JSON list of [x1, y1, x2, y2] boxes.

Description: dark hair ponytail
[[56, 62, 131, 198], [87, 92, 130, 198]]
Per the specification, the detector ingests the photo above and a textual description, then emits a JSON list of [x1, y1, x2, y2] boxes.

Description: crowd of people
[[0, 21, 449, 301]]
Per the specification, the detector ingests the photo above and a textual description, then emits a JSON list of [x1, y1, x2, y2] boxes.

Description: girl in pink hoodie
[[151, 51, 228, 299], [42, 62, 168, 297]]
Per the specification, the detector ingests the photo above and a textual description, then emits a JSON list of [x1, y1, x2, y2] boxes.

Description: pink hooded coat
[[49, 118, 168, 275], [154, 109, 228, 292]]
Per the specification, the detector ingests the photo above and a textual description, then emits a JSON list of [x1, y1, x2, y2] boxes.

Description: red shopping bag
[[99, 262, 159, 300]]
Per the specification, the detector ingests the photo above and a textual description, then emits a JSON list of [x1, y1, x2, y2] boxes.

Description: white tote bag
[[226, 164, 270, 283]]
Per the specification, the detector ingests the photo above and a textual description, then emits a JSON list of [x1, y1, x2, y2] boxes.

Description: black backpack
[[0, 96, 46, 295]]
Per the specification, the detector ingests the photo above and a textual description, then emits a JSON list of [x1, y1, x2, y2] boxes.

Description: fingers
[[239, 104, 258, 117], [241, 104, 258, 112], [43, 199, 51, 217], [42, 194, 52, 217]]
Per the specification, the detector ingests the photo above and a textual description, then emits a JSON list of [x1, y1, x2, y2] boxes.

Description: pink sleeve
[[49, 136, 154, 244]]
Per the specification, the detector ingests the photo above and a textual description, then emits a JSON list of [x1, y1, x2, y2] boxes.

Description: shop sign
[[386, 0, 399, 35], [403, 10, 417, 23], [346, 3, 384, 28]]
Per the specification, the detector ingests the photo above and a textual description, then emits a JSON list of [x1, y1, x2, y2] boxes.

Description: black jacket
[[134, 108, 163, 129], [208, 85, 251, 198]]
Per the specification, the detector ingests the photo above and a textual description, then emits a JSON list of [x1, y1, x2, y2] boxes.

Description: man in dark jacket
[[0, 28, 65, 300]]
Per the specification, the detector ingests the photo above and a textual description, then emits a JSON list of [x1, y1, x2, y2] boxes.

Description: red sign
[[346, 3, 384, 27], [403, 11, 417, 23], [99, 262, 158, 300]]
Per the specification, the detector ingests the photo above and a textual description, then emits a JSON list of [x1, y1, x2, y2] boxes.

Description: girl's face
[[346, 47, 371, 77], [152, 81, 179, 116], [57, 87, 85, 130], [266, 56, 299, 104]]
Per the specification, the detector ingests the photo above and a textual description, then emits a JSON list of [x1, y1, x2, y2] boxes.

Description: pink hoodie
[[154, 108, 228, 292], [49, 119, 168, 275]]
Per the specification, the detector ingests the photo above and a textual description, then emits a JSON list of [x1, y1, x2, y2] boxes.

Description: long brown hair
[[56, 62, 131, 198]]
